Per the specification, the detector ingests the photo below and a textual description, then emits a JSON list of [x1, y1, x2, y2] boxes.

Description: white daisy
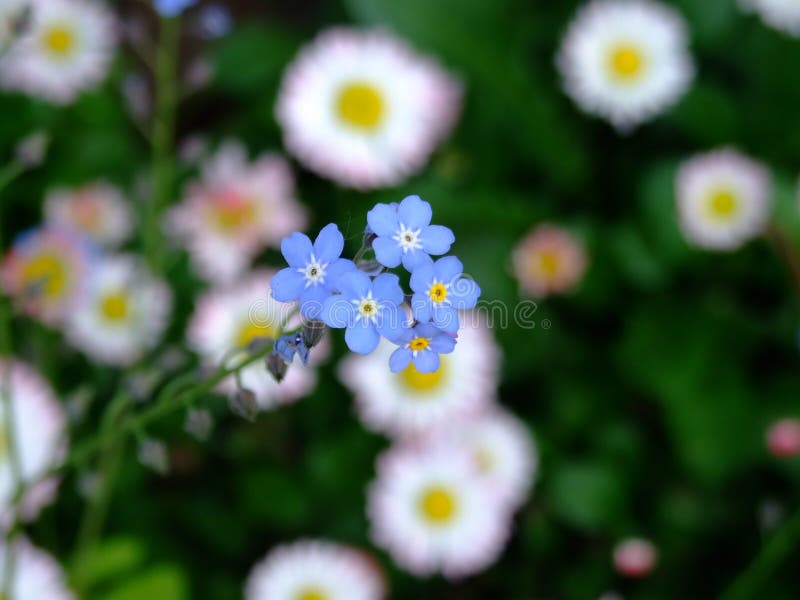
[[338, 311, 500, 439], [187, 270, 323, 411], [0, 0, 116, 105], [0, 360, 67, 528], [44, 181, 133, 247], [276, 27, 462, 190], [676, 148, 771, 251], [0, 537, 74, 599], [739, 0, 800, 37], [167, 141, 307, 284], [245, 539, 385, 600], [0, 227, 96, 326], [64, 255, 172, 367], [368, 443, 511, 578], [427, 408, 538, 510], [557, 0, 694, 131]]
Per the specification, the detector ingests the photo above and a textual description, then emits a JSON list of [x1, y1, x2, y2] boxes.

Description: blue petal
[[389, 348, 413, 372], [313, 223, 344, 263], [429, 332, 457, 354], [414, 322, 441, 339], [434, 256, 464, 283], [432, 305, 460, 333], [373, 236, 402, 268], [398, 195, 432, 230], [336, 270, 372, 300], [281, 232, 313, 268], [421, 225, 455, 256], [410, 293, 432, 322], [413, 350, 440, 374], [409, 261, 436, 293], [372, 273, 404, 305], [325, 259, 356, 292], [321, 295, 354, 329], [375, 304, 405, 341], [450, 278, 481, 309], [270, 268, 305, 302], [401, 249, 431, 272], [367, 203, 399, 237], [298, 284, 329, 319], [345, 322, 380, 354]]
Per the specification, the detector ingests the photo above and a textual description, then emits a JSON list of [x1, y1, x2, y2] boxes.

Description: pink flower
[[766, 418, 800, 459], [512, 224, 587, 298], [613, 538, 657, 578]]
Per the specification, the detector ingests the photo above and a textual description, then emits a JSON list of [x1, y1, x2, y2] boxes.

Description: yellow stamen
[[609, 44, 644, 80], [409, 337, 430, 352], [21, 254, 66, 299], [295, 589, 328, 600], [538, 251, 560, 277], [358, 298, 378, 318], [399, 360, 447, 393], [337, 82, 385, 130], [428, 283, 447, 304], [100, 292, 129, 322], [707, 189, 739, 220], [237, 321, 276, 347], [42, 25, 76, 57], [419, 486, 457, 524]]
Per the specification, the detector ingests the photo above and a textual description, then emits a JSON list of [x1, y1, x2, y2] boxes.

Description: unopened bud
[[184, 409, 214, 441], [766, 418, 800, 458], [613, 538, 657, 579], [229, 388, 258, 422], [14, 131, 49, 168], [302, 320, 326, 349], [137, 439, 169, 475], [266, 352, 289, 382]]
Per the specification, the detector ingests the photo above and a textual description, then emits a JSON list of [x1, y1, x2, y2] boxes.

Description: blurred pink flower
[[766, 418, 800, 459], [44, 181, 133, 247], [613, 538, 657, 578], [512, 224, 587, 298]]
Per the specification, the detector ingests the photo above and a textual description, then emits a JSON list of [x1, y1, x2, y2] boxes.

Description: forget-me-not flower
[[321, 271, 404, 354], [154, 0, 197, 17], [410, 256, 481, 333], [389, 322, 456, 373], [270, 224, 355, 318], [367, 195, 455, 271]]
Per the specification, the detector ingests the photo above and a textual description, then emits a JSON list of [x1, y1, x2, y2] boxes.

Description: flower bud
[[302, 319, 326, 349], [229, 388, 258, 422], [184, 409, 214, 441], [137, 439, 169, 475], [766, 418, 800, 458], [613, 538, 657, 578], [14, 131, 49, 168]]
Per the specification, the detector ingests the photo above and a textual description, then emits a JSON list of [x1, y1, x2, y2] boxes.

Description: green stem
[[721, 505, 800, 599], [765, 224, 800, 308], [143, 15, 180, 275], [0, 162, 24, 194]]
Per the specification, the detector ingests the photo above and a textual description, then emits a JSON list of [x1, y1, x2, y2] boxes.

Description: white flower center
[[354, 293, 379, 322], [298, 254, 327, 288], [393, 223, 423, 253]]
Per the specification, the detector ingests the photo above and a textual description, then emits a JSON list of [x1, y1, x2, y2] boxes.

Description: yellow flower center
[[409, 337, 430, 352], [42, 25, 76, 57], [236, 321, 277, 348], [295, 589, 329, 600], [337, 82, 385, 130], [707, 189, 739, 220], [537, 250, 560, 277], [608, 44, 644, 80], [418, 485, 457, 524], [100, 292, 129, 322], [428, 283, 448, 304], [399, 359, 447, 393], [358, 298, 378, 319], [21, 253, 66, 299], [213, 195, 257, 233]]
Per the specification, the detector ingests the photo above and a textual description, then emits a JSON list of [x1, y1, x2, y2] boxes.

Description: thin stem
[[0, 162, 24, 193], [765, 224, 800, 306], [721, 505, 800, 600], [143, 15, 180, 275]]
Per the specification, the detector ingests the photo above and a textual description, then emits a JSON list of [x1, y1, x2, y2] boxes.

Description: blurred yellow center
[[708, 189, 739, 220], [101, 292, 129, 321], [337, 82, 384, 129], [213, 199, 256, 232], [237, 321, 276, 347], [609, 44, 644, 80], [428, 283, 447, 303], [358, 298, 378, 318], [409, 337, 430, 352], [537, 251, 560, 276], [21, 254, 65, 299], [295, 589, 328, 600], [399, 360, 447, 393], [419, 486, 457, 524], [43, 26, 75, 57]]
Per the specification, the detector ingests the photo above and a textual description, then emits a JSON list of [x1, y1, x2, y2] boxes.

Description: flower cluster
[[269, 195, 480, 377]]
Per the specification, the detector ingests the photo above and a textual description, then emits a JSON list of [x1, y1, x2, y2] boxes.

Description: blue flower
[[153, 0, 197, 17], [388, 322, 456, 373], [320, 271, 405, 354], [367, 195, 455, 271], [410, 256, 481, 333], [273, 334, 309, 365], [270, 224, 355, 319]]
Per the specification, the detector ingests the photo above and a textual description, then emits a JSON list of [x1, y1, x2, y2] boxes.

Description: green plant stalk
[[721, 505, 800, 600], [765, 224, 800, 307], [143, 16, 180, 275]]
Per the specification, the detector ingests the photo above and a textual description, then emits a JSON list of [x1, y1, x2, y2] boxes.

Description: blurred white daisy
[[428, 408, 538, 510], [187, 270, 323, 411], [338, 311, 500, 439], [1, 227, 96, 326], [0, 359, 67, 528], [0, 0, 116, 104], [44, 182, 132, 247], [276, 27, 462, 190], [368, 443, 510, 578], [512, 224, 587, 298], [0, 537, 74, 598], [739, 0, 800, 37], [557, 0, 694, 131], [676, 148, 771, 251], [245, 539, 385, 600], [167, 141, 307, 284], [64, 255, 172, 367]]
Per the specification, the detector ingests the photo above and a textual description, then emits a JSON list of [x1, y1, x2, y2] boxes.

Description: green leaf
[[98, 565, 187, 600], [547, 462, 628, 532]]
